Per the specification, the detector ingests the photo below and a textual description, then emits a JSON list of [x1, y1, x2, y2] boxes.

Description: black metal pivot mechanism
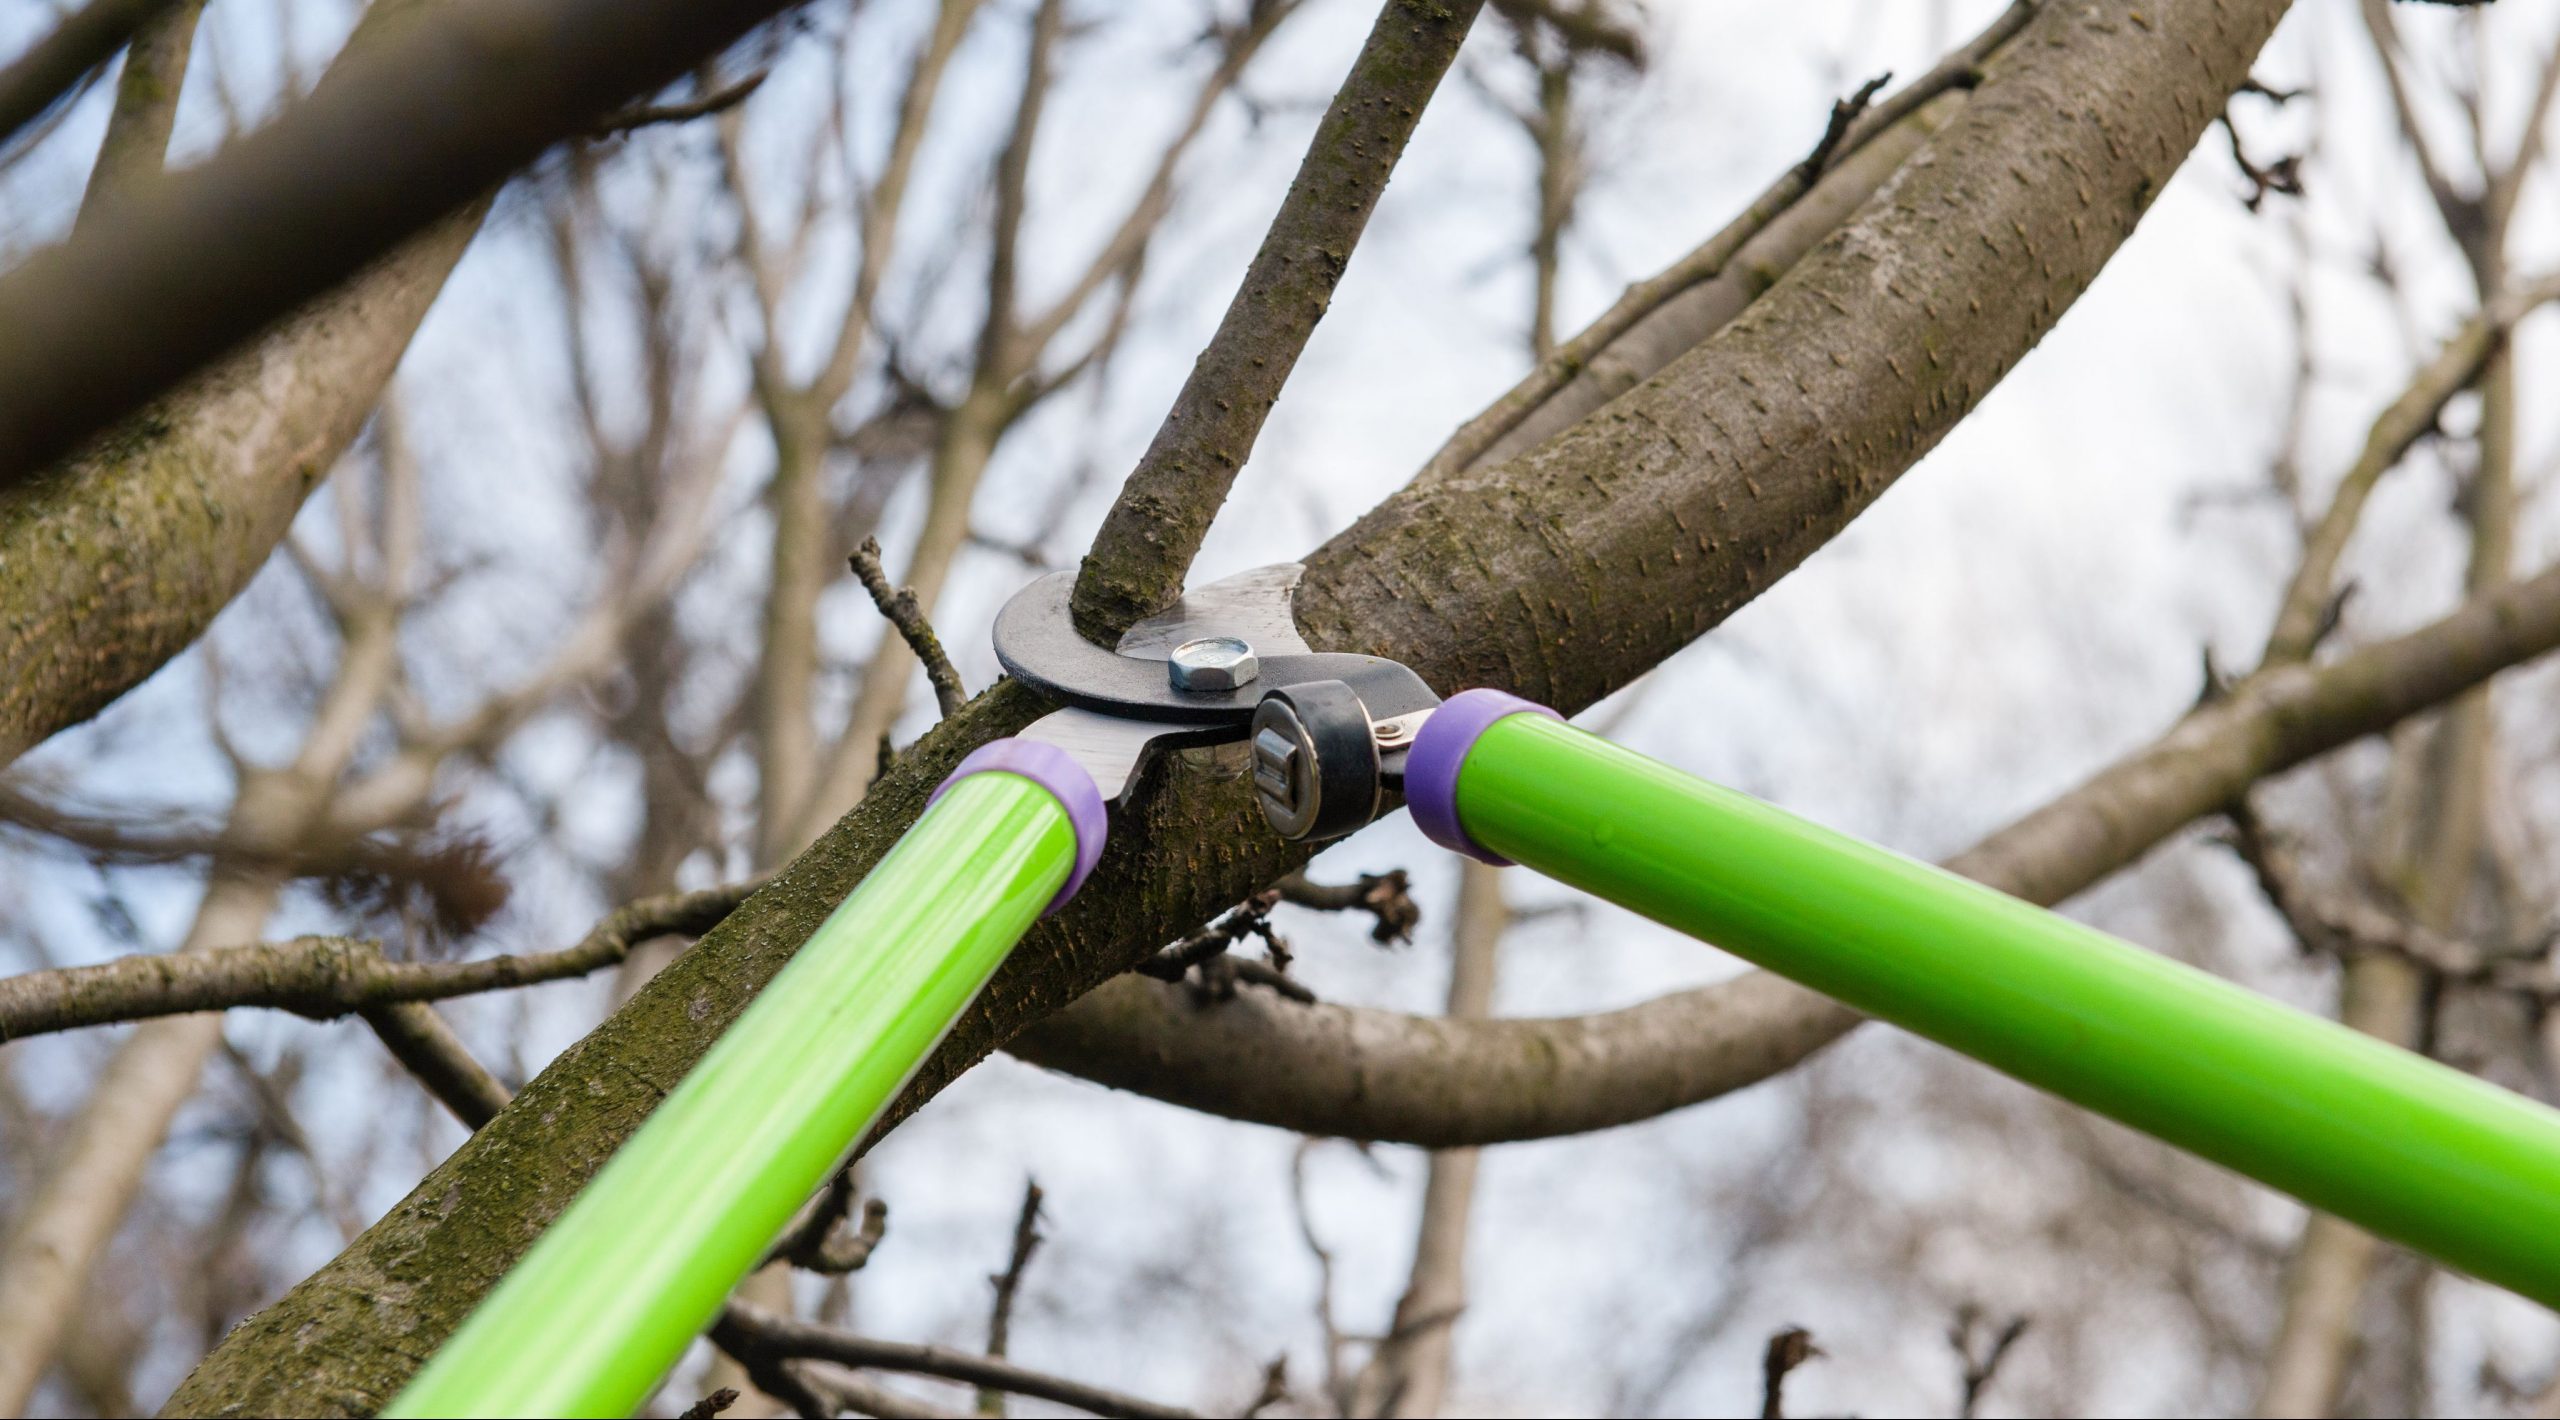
[[991, 564, 1436, 837]]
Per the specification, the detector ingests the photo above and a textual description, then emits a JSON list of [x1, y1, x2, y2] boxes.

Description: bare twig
[[1412, 1, 2037, 487], [1134, 890, 1318, 1002], [1951, 1309, 2029, 1418], [851, 537, 968, 718], [721, 1302, 1200, 1420], [591, 68, 768, 137], [767, 1170, 889, 1274], [0, 784, 509, 937], [678, 1387, 741, 1420], [0, 879, 760, 1040], [2221, 110, 2304, 211], [1759, 1327, 1819, 1420], [979, 1179, 1045, 1416], [1794, 72, 1891, 186], [1068, 0, 1487, 638]]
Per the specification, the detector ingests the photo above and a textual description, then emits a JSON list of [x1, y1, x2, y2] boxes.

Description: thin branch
[[851, 537, 967, 718], [979, 1179, 1043, 1416], [2262, 270, 2560, 664], [1951, 1309, 2028, 1419], [1759, 1327, 1819, 1420], [1794, 72, 1890, 186], [1273, 869, 1418, 945], [767, 1170, 888, 1274], [1068, 0, 1487, 639], [590, 68, 769, 138], [0, 880, 759, 1040], [0, 0, 184, 151], [721, 1302, 1200, 1420], [361, 999, 512, 1129]]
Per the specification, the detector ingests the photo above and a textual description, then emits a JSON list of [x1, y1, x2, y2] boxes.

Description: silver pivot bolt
[[1168, 635, 1258, 693]]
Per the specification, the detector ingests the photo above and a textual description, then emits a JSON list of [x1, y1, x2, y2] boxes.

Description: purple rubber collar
[[929, 739, 1106, 915], [1406, 688, 1561, 865]]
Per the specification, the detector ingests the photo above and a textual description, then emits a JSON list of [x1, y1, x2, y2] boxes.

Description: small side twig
[[1759, 1327, 1819, 1420], [1794, 72, 1891, 186], [981, 1178, 1045, 1416], [1273, 869, 1419, 944], [1135, 890, 1314, 1002], [2220, 109, 2304, 212], [766, 1168, 888, 1274], [677, 1386, 741, 1420], [1951, 1307, 2030, 1419], [589, 69, 768, 138], [852, 536, 968, 717]]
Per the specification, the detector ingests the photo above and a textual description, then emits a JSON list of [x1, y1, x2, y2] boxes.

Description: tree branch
[[0, 0, 823, 480], [70, 0, 203, 227], [719, 1303, 1199, 1420], [361, 999, 511, 1129], [0, 0, 183, 151], [851, 537, 967, 718], [1412, 0, 2036, 485], [0, 880, 756, 1040], [1067, 0, 1486, 639], [1015, 561, 2560, 1143]]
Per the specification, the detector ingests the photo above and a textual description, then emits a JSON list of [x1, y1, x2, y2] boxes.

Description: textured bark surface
[[166, 2, 2291, 1411], [0, 209, 478, 766]]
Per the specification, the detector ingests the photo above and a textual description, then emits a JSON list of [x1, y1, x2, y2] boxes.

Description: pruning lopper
[[395, 564, 2560, 1418]]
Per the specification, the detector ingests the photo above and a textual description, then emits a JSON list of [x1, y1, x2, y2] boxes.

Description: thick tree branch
[[1414, 0, 2037, 485], [0, 0, 822, 480], [1067, 0, 1486, 639], [169, 3, 2295, 1410], [850, 537, 967, 718]]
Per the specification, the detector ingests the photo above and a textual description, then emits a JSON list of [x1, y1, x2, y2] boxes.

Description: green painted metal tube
[[386, 769, 1079, 1418], [1444, 707, 2560, 1308]]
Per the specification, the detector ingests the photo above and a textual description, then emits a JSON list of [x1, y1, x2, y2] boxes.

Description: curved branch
[[1016, 560, 2560, 1143], [1415, 0, 2037, 485]]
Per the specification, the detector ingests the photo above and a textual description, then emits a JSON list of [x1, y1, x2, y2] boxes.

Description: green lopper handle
[[387, 752, 1093, 1418], [1409, 691, 2560, 1309]]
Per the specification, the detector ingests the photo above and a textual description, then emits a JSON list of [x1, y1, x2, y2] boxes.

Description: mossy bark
[[165, 1, 2292, 1413]]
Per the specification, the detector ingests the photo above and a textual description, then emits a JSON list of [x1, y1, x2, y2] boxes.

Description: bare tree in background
[[2, 1, 2560, 1416]]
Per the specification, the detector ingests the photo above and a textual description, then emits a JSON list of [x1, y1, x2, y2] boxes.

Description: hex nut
[[1168, 636, 1258, 693]]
